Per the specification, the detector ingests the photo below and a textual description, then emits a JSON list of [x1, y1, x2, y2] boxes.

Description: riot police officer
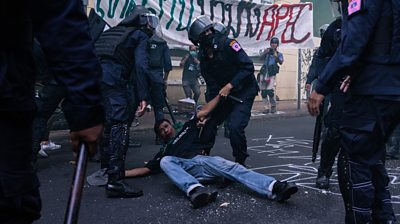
[[95, 6, 158, 198], [308, 0, 399, 223], [312, 17, 343, 189], [147, 33, 172, 122], [0, 1, 104, 223], [147, 33, 172, 144], [188, 16, 258, 165], [305, 24, 329, 98]]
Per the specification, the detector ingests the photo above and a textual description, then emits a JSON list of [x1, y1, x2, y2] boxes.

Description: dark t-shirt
[[182, 55, 200, 82], [145, 117, 214, 173]]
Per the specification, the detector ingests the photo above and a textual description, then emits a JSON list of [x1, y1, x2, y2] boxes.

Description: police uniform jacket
[[199, 36, 258, 102], [316, 0, 400, 97], [148, 35, 172, 84]]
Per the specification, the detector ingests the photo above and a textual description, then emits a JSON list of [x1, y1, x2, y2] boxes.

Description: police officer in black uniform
[[95, 6, 158, 198], [147, 33, 172, 144], [305, 24, 329, 97], [311, 17, 344, 189], [0, 1, 104, 223], [147, 33, 172, 123], [188, 16, 258, 165], [308, 0, 399, 223]]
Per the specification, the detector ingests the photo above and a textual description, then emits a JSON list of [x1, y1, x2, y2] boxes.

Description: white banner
[[94, 0, 314, 55]]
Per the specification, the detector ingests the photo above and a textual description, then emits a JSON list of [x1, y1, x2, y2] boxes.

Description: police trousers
[[101, 85, 134, 182], [339, 95, 399, 223], [0, 111, 41, 223]]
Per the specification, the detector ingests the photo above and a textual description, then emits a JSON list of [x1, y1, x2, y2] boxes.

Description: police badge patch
[[348, 0, 364, 16], [229, 40, 241, 52]]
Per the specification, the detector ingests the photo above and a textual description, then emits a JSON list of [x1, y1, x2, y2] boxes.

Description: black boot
[[272, 181, 298, 202], [315, 169, 331, 189], [223, 122, 230, 139], [106, 179, 143, 198], [189, 186, 218, 208]]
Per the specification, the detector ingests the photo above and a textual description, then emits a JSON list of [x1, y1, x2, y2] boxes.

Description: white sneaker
[[179, 98, 196, 105], [38, 148, 48, 158], [41, 141, 61, 151]]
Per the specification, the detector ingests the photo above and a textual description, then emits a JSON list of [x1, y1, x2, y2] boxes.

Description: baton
[[228, 95, 243, 104], [64, 143, 89, 224], [163, 89, 177, 125]]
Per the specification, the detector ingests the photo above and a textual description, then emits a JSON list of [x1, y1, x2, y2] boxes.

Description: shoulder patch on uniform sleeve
[[348, 0, 364, 16], [229, 40, 241, 52]]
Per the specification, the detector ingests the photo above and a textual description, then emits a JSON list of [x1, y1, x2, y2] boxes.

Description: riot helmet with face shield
[[319, 24, 329, 38], [213, 22, 228, 38], [118, 5, 159, 36], [188, 15, 215, 48]]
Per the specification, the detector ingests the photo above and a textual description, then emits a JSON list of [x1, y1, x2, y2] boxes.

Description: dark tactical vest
[[95, 26, 137, 72], [147, 35, 166, 68], [364, 0, 400, 64]]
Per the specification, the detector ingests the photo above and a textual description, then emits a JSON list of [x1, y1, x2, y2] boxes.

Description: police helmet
[[188, 15, 214, 46], [119, 5, 159, 29], [270, 37, 279, 45], [319, 24, 329, 38], [213, 22, 228, 37]]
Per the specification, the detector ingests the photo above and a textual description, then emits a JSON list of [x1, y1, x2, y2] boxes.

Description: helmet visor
[[140, 13, 159, 29], [330, 0, 343, 18]]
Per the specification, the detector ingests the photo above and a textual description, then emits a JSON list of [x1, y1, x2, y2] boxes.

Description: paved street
[[35, 115, 400, 224]]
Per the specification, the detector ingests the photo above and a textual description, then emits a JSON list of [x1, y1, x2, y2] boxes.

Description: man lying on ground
[[124, 95, 299, 208]]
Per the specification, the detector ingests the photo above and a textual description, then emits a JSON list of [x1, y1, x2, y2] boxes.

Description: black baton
[[64, 143, 89, 224], [228, 95, 243, 104]]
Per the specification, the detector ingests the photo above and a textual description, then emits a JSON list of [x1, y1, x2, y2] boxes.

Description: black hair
[[153, 119, 171, 136]]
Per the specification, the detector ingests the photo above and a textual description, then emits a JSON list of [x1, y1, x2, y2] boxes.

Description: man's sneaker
[[87, 168, 108, 186], [41, 141, 61, 151], [179, 97, 196, 105], [105, 180, 143, 198], [38, 148, 48, 158], [272, 181, 298, 202], [189, 186, 218, 208]]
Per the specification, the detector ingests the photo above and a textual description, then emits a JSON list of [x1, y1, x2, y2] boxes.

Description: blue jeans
[[160, 155, 276, 198]]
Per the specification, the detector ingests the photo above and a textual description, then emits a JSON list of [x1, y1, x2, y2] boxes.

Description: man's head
[[270, 37, 279, 50], [188, 15, 215, 48], [154, 119, 176, 142]]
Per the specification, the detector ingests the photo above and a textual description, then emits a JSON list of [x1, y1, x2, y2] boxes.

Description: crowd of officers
[[1, 0, 399, 223]]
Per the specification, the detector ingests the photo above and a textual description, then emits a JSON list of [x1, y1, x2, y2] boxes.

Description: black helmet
[[270, 37, 279, 45], [319, 24, 329, 38], [119, 5, 159, 29], [188, 15, 214, 46], [213, 22, 228, 37]]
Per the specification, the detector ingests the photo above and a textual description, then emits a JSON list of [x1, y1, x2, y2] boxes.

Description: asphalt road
[[35, 116, 400, 224]]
